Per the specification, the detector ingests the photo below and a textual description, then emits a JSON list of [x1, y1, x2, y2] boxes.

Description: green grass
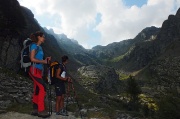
[[110, 55, 124, 62], [6, 103, 32, 114], [87, 110, 110, 119], [119, 74, 129, 80], [139, 94, 158, 111], [135, 66, 153, 81], [115, 70, 129, 80]]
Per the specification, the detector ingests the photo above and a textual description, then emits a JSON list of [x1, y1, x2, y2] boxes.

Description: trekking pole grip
[[47, 58, 50, 67], [47, 58, 49, 64]]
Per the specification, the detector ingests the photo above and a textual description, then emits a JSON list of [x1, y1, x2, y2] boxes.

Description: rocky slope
[[135, 8, 180, 89], [44, 28, 101, 67], [89, 26, 160, 62], [77, 65, 121, 94], [0, 0, 25, 71], [122, 8, 180, 73], [0, 67, 33, 110], [0, 112, 77, 119]]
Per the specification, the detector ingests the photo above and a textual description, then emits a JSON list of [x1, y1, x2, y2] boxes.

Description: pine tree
[[126, 75, 141, 111]]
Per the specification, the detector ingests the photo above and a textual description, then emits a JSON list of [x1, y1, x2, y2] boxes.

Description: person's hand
[[66, 77, 72, 83], [46, 56, 51, 61], [45, 56, 51, 64]]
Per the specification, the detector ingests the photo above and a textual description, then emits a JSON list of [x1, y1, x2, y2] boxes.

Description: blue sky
[[123, 0, 148, 7], [18, 0, 180, 49]]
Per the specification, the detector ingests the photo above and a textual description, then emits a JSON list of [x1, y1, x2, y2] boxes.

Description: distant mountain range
[[89, 26, 160, 71]]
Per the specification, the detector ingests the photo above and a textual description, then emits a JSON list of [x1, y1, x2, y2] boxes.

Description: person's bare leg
[[56, 96, 61, 113], [60, 94, 64, 110]]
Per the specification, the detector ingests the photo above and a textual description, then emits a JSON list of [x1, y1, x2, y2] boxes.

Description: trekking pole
[[69, 79, 83, 118], [47, 59, 52, 115], [65, 80, 71, 114]]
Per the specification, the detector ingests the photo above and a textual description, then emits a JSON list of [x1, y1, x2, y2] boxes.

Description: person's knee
[[56, 96, 61, 101], [39, 86, 46, 93]]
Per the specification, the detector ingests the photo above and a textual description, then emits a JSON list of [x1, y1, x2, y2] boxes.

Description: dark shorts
[[55, 83, 66, 96]]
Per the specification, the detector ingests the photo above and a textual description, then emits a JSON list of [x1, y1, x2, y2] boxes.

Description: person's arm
[[56, 68, 68, 81], [30, 49, 47, 64]]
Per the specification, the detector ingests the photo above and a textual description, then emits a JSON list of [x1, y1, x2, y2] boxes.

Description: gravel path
[[0, 112, 81, 119]]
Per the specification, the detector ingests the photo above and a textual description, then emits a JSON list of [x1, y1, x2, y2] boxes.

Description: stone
[[78, 65, 121, 95]]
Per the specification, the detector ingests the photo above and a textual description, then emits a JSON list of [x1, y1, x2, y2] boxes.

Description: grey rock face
[[78, 65, 121, 94], [0, 36, 21, 71]]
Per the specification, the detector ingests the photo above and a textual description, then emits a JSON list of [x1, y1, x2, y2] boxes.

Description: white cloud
[[175, 0, 180, 11], [18, 0, 97, 48], [96, 0, 179, 45], [18, 0, 180, 48]]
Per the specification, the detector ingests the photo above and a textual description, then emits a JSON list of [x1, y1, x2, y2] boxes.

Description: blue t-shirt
[[30, 43, 44, 70]]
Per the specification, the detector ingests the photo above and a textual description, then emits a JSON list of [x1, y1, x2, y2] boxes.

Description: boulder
[[78, 65, 121, 94]]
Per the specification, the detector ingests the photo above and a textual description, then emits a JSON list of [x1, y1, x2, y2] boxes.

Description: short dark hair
[[62, 55, 68, 62]]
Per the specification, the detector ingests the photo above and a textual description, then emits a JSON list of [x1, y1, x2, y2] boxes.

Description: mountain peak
[[58, 33, 67, 39], [176, 8, 180, 18], [134, 26, 160, 41]]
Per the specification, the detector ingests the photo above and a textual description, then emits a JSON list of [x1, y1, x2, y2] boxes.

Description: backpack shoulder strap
[[50, 61, 59, 67], [59, 63, 66, 74]]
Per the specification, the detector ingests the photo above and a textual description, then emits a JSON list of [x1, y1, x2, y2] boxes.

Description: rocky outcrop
[[0, 0, 41, 71], [155, 9, 180, 54], [0, 0, 26, 71], [150, 57, 180, 84], [0, 0, 26, 32], [0, 36, 21, 71], [134, 26, 160, 42], [78, 65, 121, 94], [147, 39, 180, 91]]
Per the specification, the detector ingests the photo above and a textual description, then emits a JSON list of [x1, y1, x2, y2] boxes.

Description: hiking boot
[[38, 110, 50, 118], [56, 109, 68, 116], [62, 109, 68, 116], [31, 109, 38, 116]]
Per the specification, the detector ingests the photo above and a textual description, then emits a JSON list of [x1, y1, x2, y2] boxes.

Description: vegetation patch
[[6, 102, 32, 114]]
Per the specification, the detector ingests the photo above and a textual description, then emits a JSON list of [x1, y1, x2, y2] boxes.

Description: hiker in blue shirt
[[28, 31, 51, 118]]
